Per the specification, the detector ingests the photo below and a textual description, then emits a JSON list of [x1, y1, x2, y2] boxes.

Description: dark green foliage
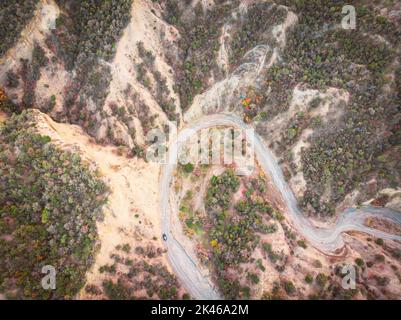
[[375, 276, 389, 286], [262, 1, 401, 216], [134, 245, 163, 259], [256, 259, 265, 272], [257, 222, 278, 234], [280, 112, 310, 149], [101, 251, 181, 300], [181, 163, 194, 174], [99, 264, 117, 274], [217, 277, 241, 300], [0, 111, 108, 299], [229, 3, 286, 67], [136, 42, 177, 121], [85, 284, 102, 295], [131, 145, 146, 159], [0, 1, 39, 57], [262, 242, 282, 264], [256, 64, 295, 118], [297, 239, 307, 249], [336, 32, 393, 75], [239, 286, 250, 299], [355, 258, 364, 267], [102, 279, 131, 300], [51, 0, 132, 69], [203, 170, 284, 298], [6, 70, 20, 88], [0, 88, 20, 114], [206, 170, 239, 212], [334, 287, 359, 300], [163, 0, 181, 25], [43, 95, 56, 113], [61, 57, 112, 127], [121, 243, 131, 253], [182, 293, 191, 300], [21, 44, 49, 109], [236, 1, 400, 216], [45, 0, 132, 133], [305, 274, 313, 284], [283, 280, 295, 295], [315, 273, 328, 288], [247, 272, 259, 285], [163, 0, 238, 110]]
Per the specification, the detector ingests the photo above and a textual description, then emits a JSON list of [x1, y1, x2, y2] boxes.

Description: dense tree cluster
[[163, 0, 238, 110], [136, 42, 177, 121], [0, 0, 39, 57], [206, 169, 240, 214], [45, 0, 132, 134], [179, 190, 204, 236], [229, 2, 287, 68], [51, 0, 132, 69], [204, 170, 282, 299], [251, 0, 401, 216], [93, 244, 184, 300], [0, 110, 108, 299], [295, 4, 399, 216], [21, 44, 49, 109]]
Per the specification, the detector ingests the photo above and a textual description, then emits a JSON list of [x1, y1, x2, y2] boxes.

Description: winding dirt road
[[160, 113, 401, 300]]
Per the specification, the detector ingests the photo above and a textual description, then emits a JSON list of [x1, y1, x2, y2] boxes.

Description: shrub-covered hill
[[0, 110, 108, 299], [162, 0, 400, 217], [0, 0, 39, 57]]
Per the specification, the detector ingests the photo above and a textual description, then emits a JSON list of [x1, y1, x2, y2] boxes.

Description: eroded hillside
[[3, 0, 399, 216], [0, 0, 400, 300]]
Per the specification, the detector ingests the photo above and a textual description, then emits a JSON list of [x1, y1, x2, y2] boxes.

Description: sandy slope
[[0, 111, 7, 123], [0, 0, 180, 148], [32, 110, 171, 298], [0, 0, 59, 80], [184, 4, 297, 122], [103, 0, 182, 144], [1, 0, 399, 299]]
